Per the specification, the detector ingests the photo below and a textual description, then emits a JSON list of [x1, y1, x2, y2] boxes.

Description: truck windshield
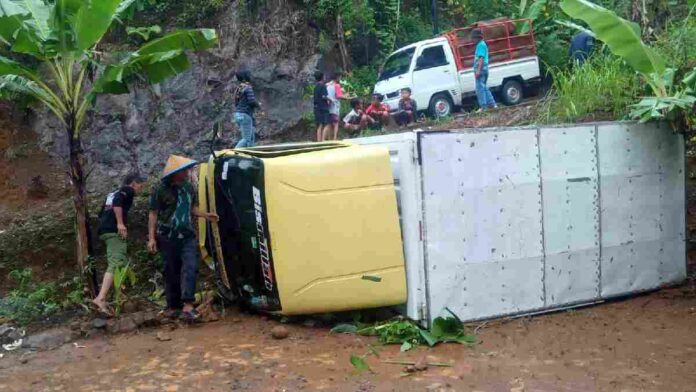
[[378, 48, 415, 81]]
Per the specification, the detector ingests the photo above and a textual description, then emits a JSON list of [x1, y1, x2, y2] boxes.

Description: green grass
[[539, 54, 642, 123]]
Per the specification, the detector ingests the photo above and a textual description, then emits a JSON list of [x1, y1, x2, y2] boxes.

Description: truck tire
[[429, 93, 454, 118], [501, 79, 523, 106]]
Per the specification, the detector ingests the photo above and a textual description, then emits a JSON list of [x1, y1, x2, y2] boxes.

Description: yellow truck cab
[[198, 142, 407, 315]]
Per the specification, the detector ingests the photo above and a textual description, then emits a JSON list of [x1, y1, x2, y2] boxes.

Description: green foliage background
[[122, 0, 692, 100]]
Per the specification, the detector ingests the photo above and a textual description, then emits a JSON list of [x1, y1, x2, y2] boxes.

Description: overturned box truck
[[373, 18, 541, 116], [198, 122, 686, 325]]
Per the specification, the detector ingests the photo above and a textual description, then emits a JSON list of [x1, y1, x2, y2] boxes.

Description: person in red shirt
[[365, 93, 391, 128]]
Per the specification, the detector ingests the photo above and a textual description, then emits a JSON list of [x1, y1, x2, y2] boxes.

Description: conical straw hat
[[162, 155, 197, 179]]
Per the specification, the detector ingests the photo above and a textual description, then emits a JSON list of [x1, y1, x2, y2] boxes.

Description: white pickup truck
[[373, 18, 542, 117]]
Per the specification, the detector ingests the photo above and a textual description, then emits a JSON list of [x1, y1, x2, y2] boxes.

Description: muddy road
[[2, 287, 696, 392]]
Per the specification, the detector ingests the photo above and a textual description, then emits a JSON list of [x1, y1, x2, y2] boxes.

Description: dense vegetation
[[123, 0, 694, 124]]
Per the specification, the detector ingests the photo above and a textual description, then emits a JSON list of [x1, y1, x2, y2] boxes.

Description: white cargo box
[[352, 121, 686, 324]]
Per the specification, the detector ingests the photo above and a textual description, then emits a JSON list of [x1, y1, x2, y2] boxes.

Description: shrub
[[654, 15, 696, 78], [342, 65, 379, 99], [395, 10, 433, 48], [540, 54, 642, 123], [0, 269, 84, 325]]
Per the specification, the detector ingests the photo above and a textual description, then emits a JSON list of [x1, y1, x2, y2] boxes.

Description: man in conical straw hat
[[147, 155, 218, 322]]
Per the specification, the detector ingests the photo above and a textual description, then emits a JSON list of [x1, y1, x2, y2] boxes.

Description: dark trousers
[[158, 235, 199, 309], [395, 111, 413, 126]]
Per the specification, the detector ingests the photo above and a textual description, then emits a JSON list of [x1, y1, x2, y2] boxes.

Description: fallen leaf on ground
[[350, 354, 371, 373]]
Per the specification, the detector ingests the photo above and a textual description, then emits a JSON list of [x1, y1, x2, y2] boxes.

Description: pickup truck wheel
[[501, 79, 523, 106], [429, 93, 453, 118]]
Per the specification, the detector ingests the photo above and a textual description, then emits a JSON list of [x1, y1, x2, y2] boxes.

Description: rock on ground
[[271, 326, 289, 340], [21, 328, 73, 350], [92, 318, 108, 329], [156, 331, 172, 342], [121, 300, 139, 314]]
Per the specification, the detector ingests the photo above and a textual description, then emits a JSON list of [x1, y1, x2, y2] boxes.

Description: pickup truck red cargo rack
[[443, 18, 537, 71]]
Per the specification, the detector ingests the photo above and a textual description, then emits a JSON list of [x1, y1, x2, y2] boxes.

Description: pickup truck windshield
[[378, 48, 415, 81]]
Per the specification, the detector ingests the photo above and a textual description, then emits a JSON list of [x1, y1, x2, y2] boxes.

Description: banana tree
[[559, 0, 695, 129], [0, 0, 217, 293]]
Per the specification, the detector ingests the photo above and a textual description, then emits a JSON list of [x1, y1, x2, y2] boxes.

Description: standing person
[[569, 31, 595, 65], [394, 87, 418, 126], [342, 98, 369, 132], [472, 29, 497, 111], [325, 72, 345, 140], [148, 155, 218, 322], [92, 173, 146, 316], [234, 70, 260, 148], [365, 93, 391, 128], [313, 71, 331, 142]]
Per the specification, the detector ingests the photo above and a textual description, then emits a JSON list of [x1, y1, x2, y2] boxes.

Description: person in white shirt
[[342, 98, 371, 132]]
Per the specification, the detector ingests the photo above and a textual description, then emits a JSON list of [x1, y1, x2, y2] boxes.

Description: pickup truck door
[[412, 43, 459, 110]]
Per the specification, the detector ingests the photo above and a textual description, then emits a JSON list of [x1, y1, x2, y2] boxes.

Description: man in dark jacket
[[92, 173, 146, 316], [234, 70, 260, 148], [569, 31, 595, 65]]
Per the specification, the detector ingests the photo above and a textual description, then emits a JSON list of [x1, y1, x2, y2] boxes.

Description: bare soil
[[0, 111, 68, 226], [2, 285, 696, 392]]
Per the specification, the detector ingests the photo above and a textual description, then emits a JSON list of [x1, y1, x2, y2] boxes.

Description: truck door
[[412, 43, 459, 114]]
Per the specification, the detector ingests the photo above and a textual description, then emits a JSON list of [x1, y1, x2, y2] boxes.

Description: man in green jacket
[[148, 155, 218, 322]]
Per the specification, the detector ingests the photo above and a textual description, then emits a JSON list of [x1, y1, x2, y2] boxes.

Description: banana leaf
[[559, 0, 664, 76], [73, 0, 122, 50], [0, 0, 29, 44], [554, 20, 595, 38], [92, 29, 217, 94], [519, 0, 548, 34]]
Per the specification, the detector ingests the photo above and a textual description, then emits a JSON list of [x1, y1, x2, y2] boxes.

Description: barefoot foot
[[92, 298, 113, 317]]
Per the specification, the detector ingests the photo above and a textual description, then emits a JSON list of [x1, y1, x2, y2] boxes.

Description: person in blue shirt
[[472, 29, 497, 110]]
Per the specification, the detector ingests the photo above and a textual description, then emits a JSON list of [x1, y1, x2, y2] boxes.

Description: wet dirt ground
[[2, 287, 696, 392]]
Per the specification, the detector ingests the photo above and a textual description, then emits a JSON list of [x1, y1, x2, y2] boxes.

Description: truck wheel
[[501, 79, 523, 106], [429, 93, 453, 118]]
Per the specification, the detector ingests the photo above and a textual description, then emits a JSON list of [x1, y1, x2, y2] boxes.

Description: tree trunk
[[336, 14, 351, 72], [67, 121, 95, 297], [631, 0, 650, 40]]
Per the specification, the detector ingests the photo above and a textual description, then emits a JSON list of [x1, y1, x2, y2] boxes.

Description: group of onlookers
[[312, 71, 418, 142], [229, 68, 422, 147], [227, 26, 506, 147]]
